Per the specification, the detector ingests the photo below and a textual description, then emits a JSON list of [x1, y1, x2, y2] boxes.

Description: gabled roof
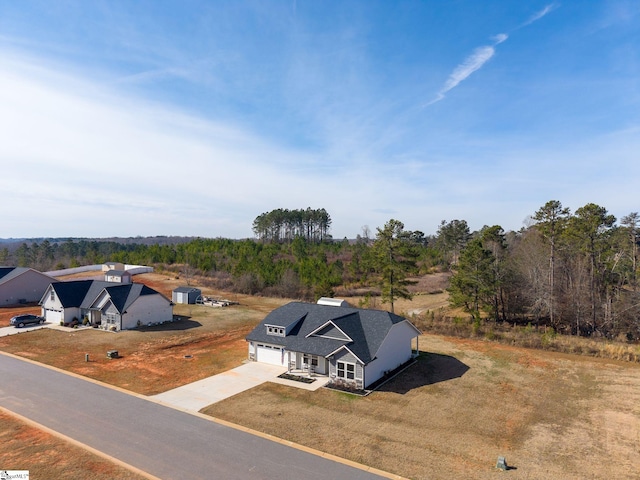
[[246, 302, 418, 365], [99, 283, 158, 313], [46, 280, 112, 308], [173, 286, 201, 293], [0, 266, 57, 286], [46, 280, 162, 310]]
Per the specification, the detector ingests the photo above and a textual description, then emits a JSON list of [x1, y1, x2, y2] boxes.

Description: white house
[[40, 280, 173, 330], [102, 262, 125, 272], [104, 270, 132, 284], [246, 302, 421, 390]]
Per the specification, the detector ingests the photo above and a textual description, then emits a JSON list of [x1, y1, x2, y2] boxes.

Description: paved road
[[0, 354, 387, 480]]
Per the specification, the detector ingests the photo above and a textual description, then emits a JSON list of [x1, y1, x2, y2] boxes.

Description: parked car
[[10, 314, 45, 328]]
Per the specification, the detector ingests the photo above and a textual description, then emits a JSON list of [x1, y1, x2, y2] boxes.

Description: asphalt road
[[0, 353, 387, 480]]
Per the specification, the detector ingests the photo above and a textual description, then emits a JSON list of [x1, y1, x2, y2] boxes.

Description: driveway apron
[[152, 362, 287, 411]]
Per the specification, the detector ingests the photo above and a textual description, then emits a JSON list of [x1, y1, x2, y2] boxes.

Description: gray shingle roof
[[49, 280, 160, 310], [0, 266, 57, 285], [246, 302, 413, 364], [0, 266, 22, 283], [173, 286, 201, 293]]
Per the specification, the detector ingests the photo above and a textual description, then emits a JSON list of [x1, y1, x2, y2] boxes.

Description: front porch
[[286, 351, 329, 379]]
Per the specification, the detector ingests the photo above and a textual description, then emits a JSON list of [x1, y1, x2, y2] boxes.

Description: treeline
[[445, 202, 640, 340], [252, 208, 332, 243], [2, 200, 639, 341]]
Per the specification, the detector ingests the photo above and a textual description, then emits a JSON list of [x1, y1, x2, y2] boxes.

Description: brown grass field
[[203, 335, 640, 479], [1, 271, 639, 479], [0, 410, 146, 479]]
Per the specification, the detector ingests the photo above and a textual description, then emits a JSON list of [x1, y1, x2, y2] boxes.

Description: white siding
[[363, 320, 417, 387], [120, 294, 173, 330]]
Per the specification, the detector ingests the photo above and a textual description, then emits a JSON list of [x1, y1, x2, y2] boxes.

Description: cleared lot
[[0, 410, 146, 480], [0, 302, 280, 395], [1, 272, 638, 479], [202, 335, 640, 480]]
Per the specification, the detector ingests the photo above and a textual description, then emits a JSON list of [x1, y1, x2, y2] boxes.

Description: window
[[50, 290, 55, 301], [303, 354, 318, 367], [337, 361, 355, 380], [266, 326, 285, 336]]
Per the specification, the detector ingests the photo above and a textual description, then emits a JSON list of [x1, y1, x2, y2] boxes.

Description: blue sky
[[1, 1, 638, 239]]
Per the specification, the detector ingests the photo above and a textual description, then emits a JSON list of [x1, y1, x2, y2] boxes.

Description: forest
[[1, 201, 638, 341]]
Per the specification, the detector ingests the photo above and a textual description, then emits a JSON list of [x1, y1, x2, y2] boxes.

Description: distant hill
[[0, 236, 197, 246]]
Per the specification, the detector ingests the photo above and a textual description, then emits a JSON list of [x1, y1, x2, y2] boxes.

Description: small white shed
[[172, 286, 202, 304], [104, 270, 132, 284]]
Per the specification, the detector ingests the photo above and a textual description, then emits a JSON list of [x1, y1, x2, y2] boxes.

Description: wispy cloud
[[426, 34, 506, 106], [426, 4, 558, 107], [522, 4, 558, 27]]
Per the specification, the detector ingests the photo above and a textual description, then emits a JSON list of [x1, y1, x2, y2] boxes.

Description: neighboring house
[[172, 286, 201, 305], [40, 280, 173, 331], [0, 266, 59, 306], [105, 270, 132, 284], [102, 262, 125, 272], [246, 301, 421, 389]]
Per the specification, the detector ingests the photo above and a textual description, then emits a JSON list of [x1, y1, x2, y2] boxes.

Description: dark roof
[[0, 266, 18, 282], [246, 302, 416, 364], [0, 266, 57, 285], [173, 286, 201, 293], [49, 280, 161, 310], [49, 280, 112, 308], [102, 284, 156, 313]]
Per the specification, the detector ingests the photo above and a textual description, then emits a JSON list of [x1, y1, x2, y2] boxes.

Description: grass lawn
[[0, 294, 289, 395], [202, 334, 640, 480], [2, 271, 638, 479]]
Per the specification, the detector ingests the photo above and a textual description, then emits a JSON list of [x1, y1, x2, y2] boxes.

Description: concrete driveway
[[153, 362, 332, 411], [152, 362, 288, 411], [0, 323, 48, 337]]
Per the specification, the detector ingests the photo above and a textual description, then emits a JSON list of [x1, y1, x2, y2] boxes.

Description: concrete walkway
[[152, 362, 330, 411]]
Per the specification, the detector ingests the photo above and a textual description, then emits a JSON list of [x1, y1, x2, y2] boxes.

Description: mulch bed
[[278, 372, 316, 384]]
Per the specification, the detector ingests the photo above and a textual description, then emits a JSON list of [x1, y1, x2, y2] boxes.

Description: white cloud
[[425, 4, 559, 107], [0, 49, 438, 238], [425, 45, 496, 106], [522, 4, 558, 27], [492, 33, 509, 44]]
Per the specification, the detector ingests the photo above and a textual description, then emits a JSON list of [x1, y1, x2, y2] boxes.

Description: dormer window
[[266, 325, 285, 336]]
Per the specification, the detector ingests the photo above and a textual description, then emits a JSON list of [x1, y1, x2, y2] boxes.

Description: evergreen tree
[[448, 238, 498, 320], [371, 219, 419, 313], [533, 200, 571, 327]]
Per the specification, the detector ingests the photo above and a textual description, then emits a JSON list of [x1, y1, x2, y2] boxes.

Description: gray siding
[[313, 324, 350, 340], [329, 349, 364, 387]]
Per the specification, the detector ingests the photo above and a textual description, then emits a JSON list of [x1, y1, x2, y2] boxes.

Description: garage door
[[44, 309, 62, 323], [256, 344, 285, 366]]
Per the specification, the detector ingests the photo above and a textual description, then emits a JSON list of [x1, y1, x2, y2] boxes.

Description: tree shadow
[[376, 351, 469, 394], [134, 316, 202, 332]]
